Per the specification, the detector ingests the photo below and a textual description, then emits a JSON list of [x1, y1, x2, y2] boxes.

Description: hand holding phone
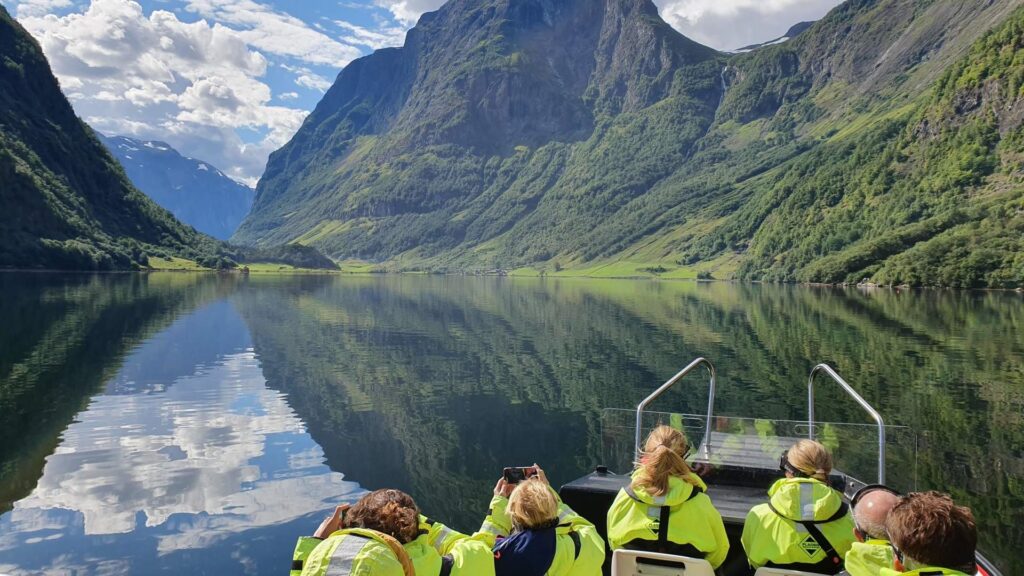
[[502, 466, 538, 484]]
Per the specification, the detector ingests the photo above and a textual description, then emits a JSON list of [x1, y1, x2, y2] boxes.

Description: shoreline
[[1, 268, 1022, 292]]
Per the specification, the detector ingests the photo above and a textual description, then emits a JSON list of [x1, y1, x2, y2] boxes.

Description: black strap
[[291, 559, 303, 572], [438, 555, 454, 576], [657, 505, 671, 545], [767, 502, 849, 571], [803, 521, 842, 569], [624, 485, 704, 546], [569, 531, 582, 559], [624, 539, 703, 559]]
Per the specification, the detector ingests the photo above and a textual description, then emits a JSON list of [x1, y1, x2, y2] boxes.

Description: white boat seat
[[611, 549, 716, 576], [754, 568, 835, 576]]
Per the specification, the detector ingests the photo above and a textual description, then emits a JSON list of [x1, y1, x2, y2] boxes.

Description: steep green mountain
[[100, 135, 255, 241], [0, 6, 224, 270], [235, 0, 724, 263], [236, 0, 1024, 288]]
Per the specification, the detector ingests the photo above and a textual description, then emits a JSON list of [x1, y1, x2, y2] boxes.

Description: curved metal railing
[[634, 357, 716, 462], [808, 363, 887, 485]]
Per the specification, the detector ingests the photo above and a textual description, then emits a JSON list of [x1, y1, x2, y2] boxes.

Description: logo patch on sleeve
[[799, 534, 822, 557]]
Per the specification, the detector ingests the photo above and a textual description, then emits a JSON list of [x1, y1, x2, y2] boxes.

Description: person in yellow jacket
[[879, 491, 978, 576], [479, 464, 605, 576], [294, 489, 494, 576], [606, 425, 729, 568], [291, 511, 414, 576], [741, 439, 856, 575], [840, 485, 900, 576]]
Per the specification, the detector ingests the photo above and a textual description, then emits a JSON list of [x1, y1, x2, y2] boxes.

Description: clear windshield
[[601, 408, 918, 493]]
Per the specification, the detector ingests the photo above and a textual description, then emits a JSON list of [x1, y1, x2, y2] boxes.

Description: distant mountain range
[[235, 0, 1024, 288], [100, 135, 254, 241], [0, 5, 226, 270]]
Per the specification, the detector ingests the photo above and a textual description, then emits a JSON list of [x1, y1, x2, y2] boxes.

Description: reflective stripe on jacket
[[741, 477, 856, 573], [606, 472, 730, 568], [845, 539, 895, 576], [481, 488, 605, 576], [292, 528, 411, 576]]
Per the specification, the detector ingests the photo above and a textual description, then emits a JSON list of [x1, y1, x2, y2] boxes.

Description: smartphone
[[503, 466, 538, 484]]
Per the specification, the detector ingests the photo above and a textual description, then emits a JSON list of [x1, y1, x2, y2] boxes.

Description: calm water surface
[[0, 273, 1020, 574]]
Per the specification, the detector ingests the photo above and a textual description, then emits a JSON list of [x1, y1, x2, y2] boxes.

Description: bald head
[[853, 489, 901, 540]]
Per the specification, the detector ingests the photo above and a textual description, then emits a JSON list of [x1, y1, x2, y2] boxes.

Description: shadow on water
[[0, 274, 1020, 574]]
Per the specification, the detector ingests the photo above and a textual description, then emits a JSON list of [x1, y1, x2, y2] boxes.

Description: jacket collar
[[628, 471, 707, 506], [767, 477, 843, 521]]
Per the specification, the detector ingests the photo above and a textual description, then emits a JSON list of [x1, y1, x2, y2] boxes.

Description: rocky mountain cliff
[[100, 135, 254, 241], [236, 0, 1024, 287], [0, 5, 230, 270]]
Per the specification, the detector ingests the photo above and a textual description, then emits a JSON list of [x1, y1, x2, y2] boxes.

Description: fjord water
[[0, 274, 1020, 574]]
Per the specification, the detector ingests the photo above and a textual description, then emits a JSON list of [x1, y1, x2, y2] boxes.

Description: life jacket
[[844, 539, 895, 576], [408, 515, 495, 576], [291, 528, 414, 576], [606, 472, 731, 568], [741, 477, 856, 574]]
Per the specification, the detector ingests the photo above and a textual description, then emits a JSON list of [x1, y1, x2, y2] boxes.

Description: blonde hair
[[633, 425, 700, 496], [785, 439, 833, 482], [507, 479, 559, 531]]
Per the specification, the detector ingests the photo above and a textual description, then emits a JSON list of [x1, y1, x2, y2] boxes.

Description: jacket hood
[[629, 471, 708, 506], [767, 477, 844, 521], [493, 527, 556, 576]]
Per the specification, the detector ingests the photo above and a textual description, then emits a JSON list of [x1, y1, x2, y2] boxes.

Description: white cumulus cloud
[[14, 0, 315, 185], [655, 0, 843, 50], [12, 0, 71, 17], [373, 0, 443, 27], [183, 0, 362, 67], [371, 0, 842, 51]]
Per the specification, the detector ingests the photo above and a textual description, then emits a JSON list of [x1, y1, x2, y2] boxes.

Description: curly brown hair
[[886, 491, 977, 572], [346, 489, 421, 544]]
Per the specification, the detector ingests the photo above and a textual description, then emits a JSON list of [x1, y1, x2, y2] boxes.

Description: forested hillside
[[0, 5, 224, 270], [236, 0, 1024, 288]]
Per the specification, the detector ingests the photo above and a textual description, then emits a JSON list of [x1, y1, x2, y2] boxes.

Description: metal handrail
[[635, 358, 716, 462], [808, 364, 886, 485]]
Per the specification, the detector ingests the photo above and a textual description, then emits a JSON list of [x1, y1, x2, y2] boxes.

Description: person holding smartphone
[[479, 464, 605, 576]]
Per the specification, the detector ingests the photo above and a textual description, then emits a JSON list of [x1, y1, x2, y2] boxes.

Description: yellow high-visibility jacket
[[291, 528, 411, 576], [407, 515, 495, 576], [844, 539, 894, 576], [606, 472, 730, 568], [741, 477, 856, 574]]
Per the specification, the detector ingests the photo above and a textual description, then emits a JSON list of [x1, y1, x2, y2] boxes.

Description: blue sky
[[3, 0, 843, 185]]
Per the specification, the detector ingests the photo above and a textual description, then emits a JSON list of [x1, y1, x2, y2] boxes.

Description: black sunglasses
[[890, 542, 905, 565], [779, 450, 808, 478]]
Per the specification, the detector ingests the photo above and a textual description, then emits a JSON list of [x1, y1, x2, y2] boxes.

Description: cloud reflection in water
[[0, 303, 361, 575]]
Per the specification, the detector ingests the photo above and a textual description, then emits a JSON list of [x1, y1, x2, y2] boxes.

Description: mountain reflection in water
[[0, 274, 1020, 575]]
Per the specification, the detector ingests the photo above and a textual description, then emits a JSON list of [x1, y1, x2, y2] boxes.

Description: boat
[[558, 358, 1006, 576]]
